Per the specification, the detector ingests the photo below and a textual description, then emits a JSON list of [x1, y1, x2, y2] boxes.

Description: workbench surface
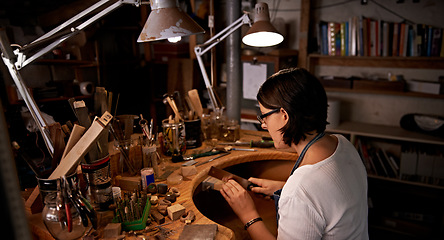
[[27, 130, 298, 239]]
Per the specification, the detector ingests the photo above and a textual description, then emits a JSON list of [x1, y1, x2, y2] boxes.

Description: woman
[[220, 68, 368, 239]]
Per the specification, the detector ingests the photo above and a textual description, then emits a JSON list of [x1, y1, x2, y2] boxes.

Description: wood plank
[[49, 111, 113, 179], [62, 124, 86, 159]]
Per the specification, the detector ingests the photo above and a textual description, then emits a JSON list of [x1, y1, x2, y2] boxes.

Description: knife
[[208, 166, 258, 191]]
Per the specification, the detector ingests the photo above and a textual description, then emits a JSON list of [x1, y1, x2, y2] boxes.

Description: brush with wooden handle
[[188, 89, 203, 119]]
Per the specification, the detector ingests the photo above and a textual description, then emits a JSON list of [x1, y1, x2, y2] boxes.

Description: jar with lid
[[42, 193, 86, 240]]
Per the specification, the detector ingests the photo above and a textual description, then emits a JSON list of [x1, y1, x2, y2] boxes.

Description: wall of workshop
[[259, 0, 444, 126]]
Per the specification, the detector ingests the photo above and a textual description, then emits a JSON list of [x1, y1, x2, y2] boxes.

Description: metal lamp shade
[[137, 0, 204, 42], [242, 2, 283, 47]]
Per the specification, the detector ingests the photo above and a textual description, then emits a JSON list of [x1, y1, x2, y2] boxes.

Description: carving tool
[[208, 166, 259, 191], [195, 152, 230, 166], [173, 149, 224, 162], [218, 140, 275, 148]]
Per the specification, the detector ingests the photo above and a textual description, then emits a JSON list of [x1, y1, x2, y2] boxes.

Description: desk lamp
[[194, 2, 283, 115], [137, 0, 204, 42], [0, 0, 204, 156]]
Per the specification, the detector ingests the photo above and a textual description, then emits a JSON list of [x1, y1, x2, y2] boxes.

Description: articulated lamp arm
[[193, 13, 251, 113], [0, 0, 142, 156]]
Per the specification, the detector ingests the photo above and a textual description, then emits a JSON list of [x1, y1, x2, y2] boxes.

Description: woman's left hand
[[220, 179, 259, 223]]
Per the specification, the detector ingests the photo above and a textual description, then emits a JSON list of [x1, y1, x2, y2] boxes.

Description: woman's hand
[[220, 179, 259, 224], [248, 178, 285, 196]]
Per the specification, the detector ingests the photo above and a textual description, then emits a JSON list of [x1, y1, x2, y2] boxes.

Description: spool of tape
[[79, 82, 94, 95]]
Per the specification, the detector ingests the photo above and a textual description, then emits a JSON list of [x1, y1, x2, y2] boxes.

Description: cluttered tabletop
[[25, 127, 298, 240]]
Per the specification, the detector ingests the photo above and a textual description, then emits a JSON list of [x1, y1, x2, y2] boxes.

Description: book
[[345, 21, 349, 56], [398, 23, 408, 57], [382, 21, 389, 56], [392, 22, 399, 56], [369, 19, 377, 56], [432, 155, 444, 179], [370, 148, 388, 177], [382, 149, 399, 179], [349, 16, 357, 56], [431, 27, 442, 57], [340, 22, 346, 56], [363, 17, 369, 56], [388, 22, 394, 56], [319, 21, 329, 55], [335, 22, 342, 56], [377, 148, 396, 178], [328, 22, 340, 56], [417, 152, 434, 178], [407, 25, 416, 56], [358, 16, 364, 56], [426, 25, 433, 56], [356, 138, 375, 175], [416, 24, 425, 56], [400, 149, 417, 178]]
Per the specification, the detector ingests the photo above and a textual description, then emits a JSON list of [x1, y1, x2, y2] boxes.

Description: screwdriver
[[218, 140, 274, 148]]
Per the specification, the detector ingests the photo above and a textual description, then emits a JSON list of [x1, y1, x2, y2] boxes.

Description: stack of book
[[317, 17, 444, 57], [355, 138, 444, 186]]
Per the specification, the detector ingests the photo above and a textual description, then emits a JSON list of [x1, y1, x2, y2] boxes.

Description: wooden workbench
[[27, 130, 298, 239]]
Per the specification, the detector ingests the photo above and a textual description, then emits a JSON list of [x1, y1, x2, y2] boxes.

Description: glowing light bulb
[[168, 36, 182, 43]]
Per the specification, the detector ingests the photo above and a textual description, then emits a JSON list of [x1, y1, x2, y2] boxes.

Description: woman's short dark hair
[[257, 68, 328, 146]]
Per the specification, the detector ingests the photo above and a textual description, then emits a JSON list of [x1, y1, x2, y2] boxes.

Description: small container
[[90, 180, 113, 210], [221, 119, 240, 142], [81, 155, 111, 186], [42, 193, 87, 240], [161, 119, 186, 156], [37, 173, 77, 205], [184, 118, 202, 149], [141, 168, 155, 191], [157, 183, 168, 195], [142, 145, 159, 178], [112, 186, 121, 203]]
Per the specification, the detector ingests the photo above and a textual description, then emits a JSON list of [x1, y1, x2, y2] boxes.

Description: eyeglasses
[[257, 108, 280, 124]]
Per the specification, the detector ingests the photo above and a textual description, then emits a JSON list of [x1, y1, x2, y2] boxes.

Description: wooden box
[[353, 79, 405, 92]]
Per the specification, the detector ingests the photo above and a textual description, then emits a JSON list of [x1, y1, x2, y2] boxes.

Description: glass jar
[[42, 193, 86, 240], [221, 119, 240, 142], [89, 179, 113, 210]]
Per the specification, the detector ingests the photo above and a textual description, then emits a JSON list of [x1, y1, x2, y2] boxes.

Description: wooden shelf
[[324, 87, 444, 99], [308, 54, 444, 71], [326, 121, 444, 146], [368, 174, 444, 190]]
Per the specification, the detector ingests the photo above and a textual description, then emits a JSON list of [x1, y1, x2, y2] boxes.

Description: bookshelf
[[326, 121, 444, 238], [298, 1, 444, 237]]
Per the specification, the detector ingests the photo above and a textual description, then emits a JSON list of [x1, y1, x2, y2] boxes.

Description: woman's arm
[[248, 177, 285, 196], [220, 180, 276, 240]]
